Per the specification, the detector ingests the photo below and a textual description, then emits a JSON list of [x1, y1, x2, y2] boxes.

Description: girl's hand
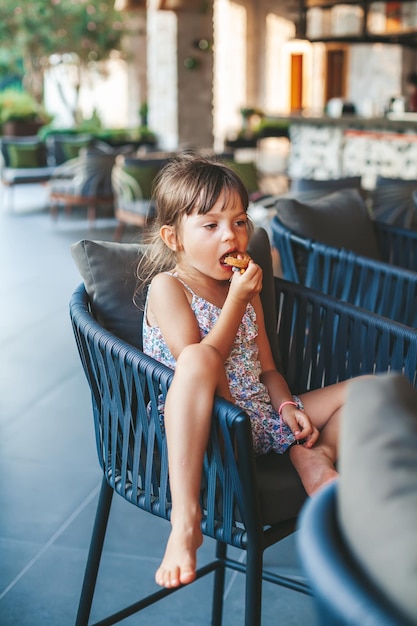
[[283, 408, 320, 448], [228, 260, 262, 303]]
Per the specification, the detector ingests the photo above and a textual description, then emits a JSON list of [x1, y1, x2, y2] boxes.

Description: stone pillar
[[123, 11, 148, 126], [147, 1, 214, 150], [245, 0, 266, 110], [176, 6, 214, 148], [147, 4, 178, 149]]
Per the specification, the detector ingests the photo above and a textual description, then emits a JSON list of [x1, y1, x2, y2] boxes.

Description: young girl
[[137, 152, 351, 590]]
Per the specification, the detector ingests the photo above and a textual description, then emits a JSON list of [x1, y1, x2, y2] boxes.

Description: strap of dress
[[164, 271, 195, 296]]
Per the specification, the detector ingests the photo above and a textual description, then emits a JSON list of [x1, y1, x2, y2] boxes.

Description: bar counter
[[283, 113, 417, 189]]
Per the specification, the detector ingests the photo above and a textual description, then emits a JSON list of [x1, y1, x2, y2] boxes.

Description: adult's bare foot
[[155, 522, 203, 588]]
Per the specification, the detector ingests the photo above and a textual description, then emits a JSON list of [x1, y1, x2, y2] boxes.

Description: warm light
[[157, 0, 208, 10], [114, 0, 146, 11]]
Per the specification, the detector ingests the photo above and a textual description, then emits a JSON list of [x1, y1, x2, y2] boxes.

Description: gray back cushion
[[290, 176, 362, 195], [71, 240, 146, 348], [338, 373, 417, 625], [275, 188, 381, 261]]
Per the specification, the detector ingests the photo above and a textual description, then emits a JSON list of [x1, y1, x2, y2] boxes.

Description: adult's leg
[[155, 343, 231, 588]]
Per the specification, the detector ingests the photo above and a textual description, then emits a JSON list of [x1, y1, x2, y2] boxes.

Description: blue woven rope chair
[[70, 241, 417, 626], [374, 220, 417, 271], [271, 215, 417, 327], [297, 481, 413, 626]]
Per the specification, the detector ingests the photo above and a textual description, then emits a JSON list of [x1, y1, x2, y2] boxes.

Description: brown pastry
[[224, 252, 251, 273]]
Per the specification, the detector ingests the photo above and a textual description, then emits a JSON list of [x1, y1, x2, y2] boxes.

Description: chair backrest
[[0, 135, 48, 169], [271, 215, 417, 328], [45, 133, 94, 165], [297, 481, 409, 626], [223, 160, 259, 195], [290, 176, 363, 198]]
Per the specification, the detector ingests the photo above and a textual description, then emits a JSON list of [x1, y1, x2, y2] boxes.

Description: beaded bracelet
[[278, 400, 298, 417]]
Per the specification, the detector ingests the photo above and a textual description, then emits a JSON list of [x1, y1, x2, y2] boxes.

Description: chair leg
[[75, 477, 114, 626], [211, 541, 226, 626], [113, 221, 125, 242], [244, 544, 263, 626], [87, 205, 96, 225], [50, 203, 59, 219]]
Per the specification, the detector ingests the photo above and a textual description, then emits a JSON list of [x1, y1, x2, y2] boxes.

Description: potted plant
[[0, 88, 53, 136]]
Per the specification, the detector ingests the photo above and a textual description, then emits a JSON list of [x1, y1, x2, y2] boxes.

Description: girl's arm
[[147, 262, 262, 361], [208, 262, 263, 360], [147, 272, 201, 359], [254, 296, 319, 445]]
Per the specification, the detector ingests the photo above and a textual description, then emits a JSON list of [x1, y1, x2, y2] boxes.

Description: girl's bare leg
[[155, 343, 231, 589], [289, 380, 350, 495]]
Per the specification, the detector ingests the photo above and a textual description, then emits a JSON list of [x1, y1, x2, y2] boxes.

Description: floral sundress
[[142, 274, 297, 454]]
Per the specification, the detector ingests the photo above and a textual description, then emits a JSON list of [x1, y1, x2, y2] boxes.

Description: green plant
[[0, 88, 52, 125], [75, 110, 103, 134], [0, 0, 126, 125], [240, 107, 264, 119], [255, 117, 289, 137]]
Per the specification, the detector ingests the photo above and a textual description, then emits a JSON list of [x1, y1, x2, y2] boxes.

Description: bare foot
[[155, 521, 203, 588], [290, 444, 338, 496], [303, 465, 338, 496]]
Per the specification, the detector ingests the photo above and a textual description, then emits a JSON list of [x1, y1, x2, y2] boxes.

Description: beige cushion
[[338, 373, 417, 624]]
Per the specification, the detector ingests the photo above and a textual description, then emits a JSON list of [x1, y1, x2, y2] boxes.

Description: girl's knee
[[176, 343, 222, 376]]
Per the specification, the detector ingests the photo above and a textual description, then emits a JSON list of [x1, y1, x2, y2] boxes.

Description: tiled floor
[[0, 183, 316, 625]]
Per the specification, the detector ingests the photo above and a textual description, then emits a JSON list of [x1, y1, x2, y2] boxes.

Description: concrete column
[[176, 6, 214, 148], [123, 11, 148, 126], [147, 4, 178, 149]]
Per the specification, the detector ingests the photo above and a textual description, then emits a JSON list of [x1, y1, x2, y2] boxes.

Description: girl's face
[[175, 189, 250, 280]]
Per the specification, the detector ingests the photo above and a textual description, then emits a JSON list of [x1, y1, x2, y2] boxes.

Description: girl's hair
[[135, 151, 253, 301]]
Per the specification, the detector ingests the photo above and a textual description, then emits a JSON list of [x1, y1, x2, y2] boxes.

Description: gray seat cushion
[[338, 373, 417, 625]]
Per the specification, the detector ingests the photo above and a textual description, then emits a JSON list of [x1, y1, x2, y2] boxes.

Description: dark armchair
[[271, 188, 417, 326], [49, 146, 116, 223], [0, 135, 56, 210]]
